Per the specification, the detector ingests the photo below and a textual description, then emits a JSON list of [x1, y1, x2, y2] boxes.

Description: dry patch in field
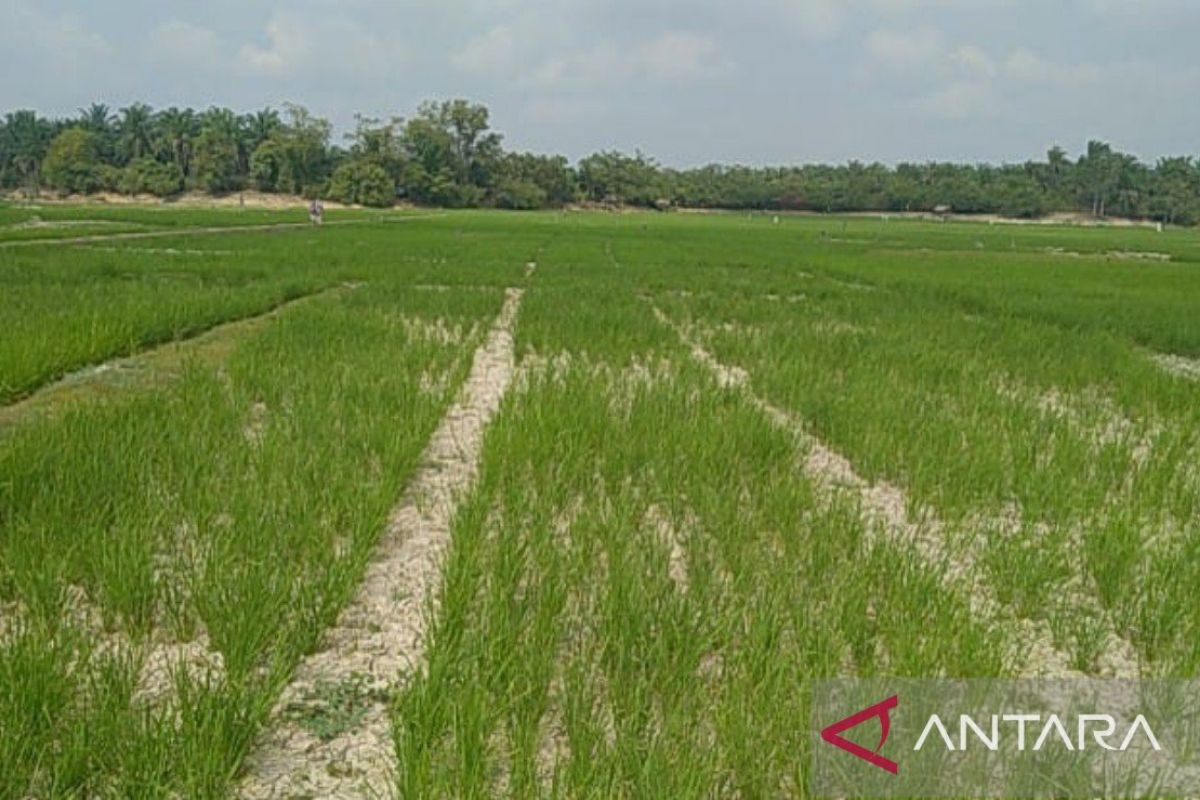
[[80, 246, 235, 256], [827, 277, 877, 292], [1107, 250, 1171, 262], [643, 504, 691, 593], [994, 377, 1159, 464], [810, 318, 872, 337], [5, 218, 147, 230], [397, 315, 475, 346], [10, 584, 230, 714], [238, 288, 523, 800], [1151, 352, 1200, 381]]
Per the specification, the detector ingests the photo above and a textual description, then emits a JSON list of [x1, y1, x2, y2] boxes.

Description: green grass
[[0, 275, 507, 796], [0, 205, 1196, 797]]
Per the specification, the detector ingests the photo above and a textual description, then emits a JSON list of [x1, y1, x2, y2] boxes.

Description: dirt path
[[0, 285, 352, 428], [238, 288, 524, 799], [654, 306, 1141, 679], [0, 213, 445, 248]]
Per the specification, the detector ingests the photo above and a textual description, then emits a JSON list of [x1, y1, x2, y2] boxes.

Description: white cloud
[[864, 27, 944, 70], [237, 14, 396, 79], [525, 31, 728, 89], [775, 0, 845, 39], [523, 95, 604, 126], [948, 45, 997, 79], [452, 25, 520, 76], [147, 21, 223, 70], [636, 32, 724, 81], [860, 27, 1104, 120], [919, 79, 998, 120], [1, 2, 110, 74], [1003, 48, 1101, 88]]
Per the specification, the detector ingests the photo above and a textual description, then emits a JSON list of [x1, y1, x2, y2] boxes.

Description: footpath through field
[[0, 285, 353, 425], [238, 287, 524, 799], [0, 213, 445, 248]]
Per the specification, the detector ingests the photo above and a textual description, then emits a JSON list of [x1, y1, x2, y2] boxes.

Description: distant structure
[[933, 204, 952, 221]]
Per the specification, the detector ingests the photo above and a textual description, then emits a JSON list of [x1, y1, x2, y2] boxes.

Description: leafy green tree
[[328, 160, 393, 206], [192, 125, 242, 192], [495, 153, 575, 207], [43, 128, 102, 193], [1149, 157, 1197, 225], [578, 151, 663, 206], [395, 100, 501, 206], [248, 104, 332, 195]]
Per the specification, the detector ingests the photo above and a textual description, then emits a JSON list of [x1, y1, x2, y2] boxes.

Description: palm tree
[[3, 110, 52, 194], [77, 103, 115, 134], [77, 103, 116, 164], [156, 107, 198, 177], [117, 102, 156, 164], [244, 107, 282, 152]]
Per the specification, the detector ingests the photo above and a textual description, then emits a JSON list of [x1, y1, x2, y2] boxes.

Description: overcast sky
[[3, 0, 1197, 167]]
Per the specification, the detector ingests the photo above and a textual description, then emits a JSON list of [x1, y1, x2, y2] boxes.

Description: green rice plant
[[0, 275, 505, 796]]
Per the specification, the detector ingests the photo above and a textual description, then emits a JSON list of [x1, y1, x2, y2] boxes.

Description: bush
[[119, 158, 183, 197], [43, 128, 102, 194], [328, 160, 393, 207], [492, 178, 547, 210]]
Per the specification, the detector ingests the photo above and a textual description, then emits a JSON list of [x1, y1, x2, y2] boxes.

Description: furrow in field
[[0, 284, 353, 426], [238, 287, 524, 800], [653, 304, 1142, 679], [0, 213, 445, 248]]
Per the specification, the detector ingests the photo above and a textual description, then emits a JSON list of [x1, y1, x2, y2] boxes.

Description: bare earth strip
[[238, 287, 524, 799], [653, 305, 1141, 679], [0, 285, 354, 428], [0, 213, 445, 248]]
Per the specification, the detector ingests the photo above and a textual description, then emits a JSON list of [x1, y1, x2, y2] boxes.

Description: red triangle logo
[[820, 695, 899, 775]]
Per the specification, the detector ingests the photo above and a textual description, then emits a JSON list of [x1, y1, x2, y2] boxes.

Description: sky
[[2, 0, 1198, 167]]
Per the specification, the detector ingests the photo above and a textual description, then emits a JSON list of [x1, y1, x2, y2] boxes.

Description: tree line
[[3, 99, 1199, 224]]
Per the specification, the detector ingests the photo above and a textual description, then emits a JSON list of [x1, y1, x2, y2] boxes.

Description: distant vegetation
[[3, 99, 1198, 222]]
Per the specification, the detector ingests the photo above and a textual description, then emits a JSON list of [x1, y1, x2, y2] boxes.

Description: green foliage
[[118, 157, 183, 197], [2, 210, 1200, 795], [191, 127, 242, 193], [0, 110, 53, 191], [5, 98, 1200, 222], [579, 150, 664, 205], [328, 159, 393, 207], [491, 178, 546, 210], [42, 128, 102, 194], [287, 676, 390, 742]]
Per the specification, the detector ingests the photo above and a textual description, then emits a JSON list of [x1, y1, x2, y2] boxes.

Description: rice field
[[1, 205, 1197, 797]]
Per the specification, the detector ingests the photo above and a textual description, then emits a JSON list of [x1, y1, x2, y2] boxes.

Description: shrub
[[42, 128, 102, 194], [119, 158, 183, 197], [328, 161, 393, 207]]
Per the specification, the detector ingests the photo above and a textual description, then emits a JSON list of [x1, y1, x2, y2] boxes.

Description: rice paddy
[[1, 206, 1197, 797]]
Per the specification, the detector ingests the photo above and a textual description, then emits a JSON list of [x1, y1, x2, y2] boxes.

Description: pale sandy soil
[[238, 288, 523, 799]]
